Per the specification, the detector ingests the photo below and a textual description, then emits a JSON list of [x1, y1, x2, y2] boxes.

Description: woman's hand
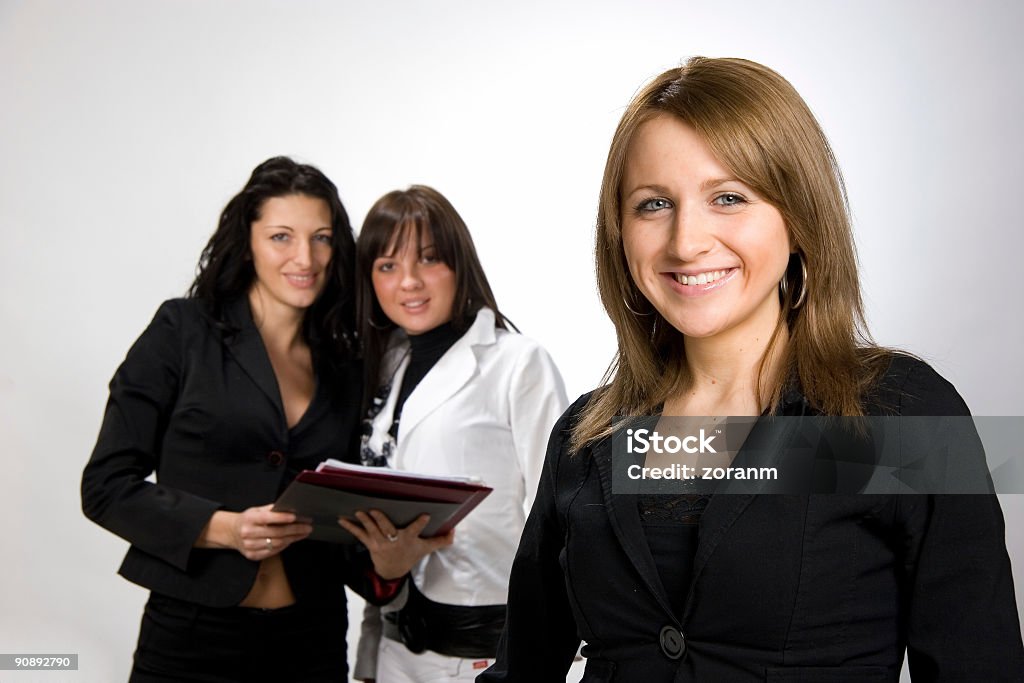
[[197, 505, 313, 561], [338, 510, 454, 580]]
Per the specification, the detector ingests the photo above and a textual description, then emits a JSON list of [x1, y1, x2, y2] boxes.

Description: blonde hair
[[573, 57, 889, 452]]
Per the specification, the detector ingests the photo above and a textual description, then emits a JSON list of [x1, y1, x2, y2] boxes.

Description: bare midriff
[[239, 554, 296, 608]]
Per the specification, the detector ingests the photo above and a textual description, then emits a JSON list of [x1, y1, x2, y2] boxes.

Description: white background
[[1, 1, 1021, 681]]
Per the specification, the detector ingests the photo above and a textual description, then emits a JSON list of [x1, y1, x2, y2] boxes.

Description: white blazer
[[364, 308, 568, 605]]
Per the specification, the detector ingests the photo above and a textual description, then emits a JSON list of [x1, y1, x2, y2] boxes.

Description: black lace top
[[638, 485, 710, 617]]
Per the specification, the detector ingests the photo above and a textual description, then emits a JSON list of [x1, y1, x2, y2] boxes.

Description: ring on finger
[[386, 533, 398, 543], [265, 537, 273, 549]]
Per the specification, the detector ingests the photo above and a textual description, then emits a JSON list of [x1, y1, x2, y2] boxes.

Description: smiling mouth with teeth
[[674, 269, 731, 286], [285, 273, 317, 286]]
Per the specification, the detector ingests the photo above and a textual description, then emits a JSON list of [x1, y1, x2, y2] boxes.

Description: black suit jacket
[[482, 356, 1024, 682], [82, 298, 368, 607]]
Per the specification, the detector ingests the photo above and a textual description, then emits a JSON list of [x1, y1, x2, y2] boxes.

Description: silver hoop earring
[[792, 255, 808, 309], [780, 255, 809, 310], [367, 314, 392, 330], [623, 291, 653, 317]]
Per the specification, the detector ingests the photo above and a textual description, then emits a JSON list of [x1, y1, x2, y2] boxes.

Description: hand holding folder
[[273, 460, 493, 544]]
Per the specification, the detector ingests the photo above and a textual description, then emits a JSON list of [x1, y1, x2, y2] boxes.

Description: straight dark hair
[[188, 156, 358, 367], [356, 185, 511, 413]]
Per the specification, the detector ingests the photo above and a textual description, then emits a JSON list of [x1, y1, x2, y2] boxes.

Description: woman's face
[[620, 115, 791, 345], [249, 193, 333, 315], [371, 227, 456, 335]]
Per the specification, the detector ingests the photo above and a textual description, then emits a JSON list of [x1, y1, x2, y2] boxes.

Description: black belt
[[382, 583, 506, 659]]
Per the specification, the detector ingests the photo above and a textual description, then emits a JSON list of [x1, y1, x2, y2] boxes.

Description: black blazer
[[82, 298, 368, 608], [482, 356, 1024, 682]]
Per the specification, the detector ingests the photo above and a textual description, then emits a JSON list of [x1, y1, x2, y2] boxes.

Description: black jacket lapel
[[592, 434, 680, 623], [222, 297, 284, 426], [685, 397, 813, 618]]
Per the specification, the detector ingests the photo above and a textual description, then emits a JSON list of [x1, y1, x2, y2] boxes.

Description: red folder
[[273, 464, 492, 544]]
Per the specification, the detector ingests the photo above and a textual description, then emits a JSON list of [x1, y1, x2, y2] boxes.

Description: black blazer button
[[267, 450, 285, 466], [659, 625, 685, 660]]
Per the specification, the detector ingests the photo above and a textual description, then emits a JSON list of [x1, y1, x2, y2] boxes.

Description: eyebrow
[[623, 183, 672, 198], [258, 225, 332, 231], [378, 241, 437, 259], [700, 177, 742, 191]]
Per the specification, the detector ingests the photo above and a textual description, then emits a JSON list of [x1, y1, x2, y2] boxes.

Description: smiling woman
[[620, 114, 792, 357], [348, 185, 568, 683], [482, 58, 1024, 682], [369, 230, 458, 336], [249, 194, 334, 315]]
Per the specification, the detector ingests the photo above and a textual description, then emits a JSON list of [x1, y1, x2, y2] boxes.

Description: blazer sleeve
[[81, 300, 223, 572], [480, 408, 581, 681], [507, 342, 568, 510], [895, 361, 1024, 680]]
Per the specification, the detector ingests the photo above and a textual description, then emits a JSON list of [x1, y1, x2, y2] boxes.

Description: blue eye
[[635, 197, 672, 213], [713, 193, 746, 207], [270, 233, 290, 242], [314, 233, 333, 244]]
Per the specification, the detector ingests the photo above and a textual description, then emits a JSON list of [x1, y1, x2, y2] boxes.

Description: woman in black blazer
[[81, 157, 448, 682], [481, 59, 1024, 682]]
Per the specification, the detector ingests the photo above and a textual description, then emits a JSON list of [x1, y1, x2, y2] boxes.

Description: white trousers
[[376, 637, 494, 683]]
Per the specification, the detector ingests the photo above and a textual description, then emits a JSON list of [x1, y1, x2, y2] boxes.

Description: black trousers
[[129, 592, 348, 682]]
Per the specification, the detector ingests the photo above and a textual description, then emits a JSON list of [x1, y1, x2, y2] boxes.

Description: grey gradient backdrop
[[1, 1, 1021, 681]]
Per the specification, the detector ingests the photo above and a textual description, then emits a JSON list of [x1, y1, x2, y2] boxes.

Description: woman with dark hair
[[482, 58, 1024, 681], [81, 157, 445, 681], [343, 185, 568, 682]]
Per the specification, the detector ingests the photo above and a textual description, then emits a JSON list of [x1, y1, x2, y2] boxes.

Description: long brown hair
[[573, 57, 890, 451], [356, 185, 512, 413]]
